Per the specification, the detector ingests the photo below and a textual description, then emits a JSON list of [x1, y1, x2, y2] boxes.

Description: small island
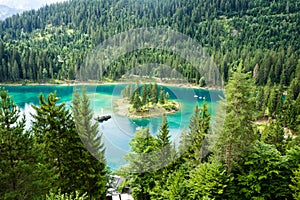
[[114, 83, 181, 118]]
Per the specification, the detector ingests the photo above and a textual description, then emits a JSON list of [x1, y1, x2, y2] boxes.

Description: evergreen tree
[[187, 162, 228, 199], [165, 92, 170, 101], [290, 165, 300, 200], [141, 84, 149, 105], [261, 119, 285, 153], [159, 87, 165, 104], [214, 64, 256, 175], [125, 127, 157, 200], [150, 116, 177, 200], [156, 115, 172, 168], [181, 103, 210, 163], [268, 85, 283, 117], [133, 92, 142, 112], [72, 87, 107, 199], [130, 84, 139, 104], [0, 89, 51, 199], [236, 141, 292, 199], [31, 92, 90, 194], [151, 83, 159, 104]]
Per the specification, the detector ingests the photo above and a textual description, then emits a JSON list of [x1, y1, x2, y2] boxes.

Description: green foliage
[[125, 127, 157, 200], [261, 119, 285, 153], [187, 162, 228, 200], [159, 163, 191, 200], [46, 189, 88, 200], [122, 84, 174, 114], [72, 87, 107, 199], [133, 91, 142, 112], [290, 165, 300, 200], [214, 64, 257, 174], [156, 115, 172, 168], [151, 83, 159, 104], [159, 88, 165, 104], [199, 76, 206, 87], [31, 91, 99, 195], [283, 89, 300, 133], [0, 89, 51, 199], [0, 0, 298, 85], [182, 103, 210, 163], [267, 85, 283, 116], [237, 141, 292, 199], [142, 84, 149, 105]]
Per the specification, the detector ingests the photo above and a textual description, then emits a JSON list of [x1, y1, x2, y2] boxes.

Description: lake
[[2, 84, 223, 171]]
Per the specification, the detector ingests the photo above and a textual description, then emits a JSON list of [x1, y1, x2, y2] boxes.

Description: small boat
[[199, 96, 202, 99], [95, 115, 111, 122], [194, 95, 198, 98]]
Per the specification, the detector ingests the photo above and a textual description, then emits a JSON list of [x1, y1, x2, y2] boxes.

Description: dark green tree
[[159, 87, 165, 104], [133, 92, 142, 112], [141, 84, 149, 105], [290, 165, 300, 200], [31, 92, 89, 194], [72, 87, 107, 199], [237, 141, 292, 199], [261, 119, 285, 153], [214, 64, 256, 175], [187, 162, 228, 199], [151, 83, 159, 104], [181, 103, 210, 163], [125, 127, 157, 200], [156, 115, 174, 169], [0, 89, 51, 199]]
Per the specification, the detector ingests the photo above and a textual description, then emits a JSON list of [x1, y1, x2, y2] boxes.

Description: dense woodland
[[0, 0, 299, 86], [0, 0, 300, 199]]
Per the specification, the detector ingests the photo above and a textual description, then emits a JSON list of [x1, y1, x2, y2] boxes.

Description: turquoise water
[[2, 84, 223, 171]]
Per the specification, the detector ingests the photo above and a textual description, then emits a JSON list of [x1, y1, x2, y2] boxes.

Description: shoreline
[[113, 98, 181, 119], [0, 80, 223, 91]]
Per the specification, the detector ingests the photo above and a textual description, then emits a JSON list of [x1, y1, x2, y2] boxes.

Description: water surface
[[3, 84, 223, 170]]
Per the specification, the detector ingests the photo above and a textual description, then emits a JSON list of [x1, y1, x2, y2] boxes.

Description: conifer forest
[[0, 0, 300, 199]]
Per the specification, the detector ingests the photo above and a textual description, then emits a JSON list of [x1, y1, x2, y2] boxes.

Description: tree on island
[[121, 84, 175, 113], [159, 87, 165, 104], [151, 83, 159, 104], [133, 91, 142, 112]]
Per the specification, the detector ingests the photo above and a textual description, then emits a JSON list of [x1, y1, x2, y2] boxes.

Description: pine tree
[[0, 89, 51, 199], [261, 119, 285, 153], [31, 92, 90, 194], [150, 116, 177, 200], [214, 63, 256, 175], [290, 165, 300, 200], [151, 83, 159, 104], [141, 84, 149, 105], [159, 87, 165, 104], [156, 115, 172, 168], [180, 103, 210, 163], [72, 87, 107, 199], [125, 127, 157, 200], [133, 92, 142, 112]]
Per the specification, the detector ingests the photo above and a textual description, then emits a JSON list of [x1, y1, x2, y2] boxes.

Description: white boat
[[194, 95, 198, 98]]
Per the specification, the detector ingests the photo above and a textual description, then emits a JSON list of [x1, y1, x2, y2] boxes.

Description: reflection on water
[[3, 84, 223, 171]]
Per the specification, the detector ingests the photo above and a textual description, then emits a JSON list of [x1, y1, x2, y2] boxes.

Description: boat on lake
[[95, 115, 111, 122]]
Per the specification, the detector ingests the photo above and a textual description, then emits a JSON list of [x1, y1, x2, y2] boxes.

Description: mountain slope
[[0, 0, 299, 84]]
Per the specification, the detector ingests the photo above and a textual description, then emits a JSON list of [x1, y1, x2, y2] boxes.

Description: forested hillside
[[1, 0, 300, 199], [0, 0, 299, 86]]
